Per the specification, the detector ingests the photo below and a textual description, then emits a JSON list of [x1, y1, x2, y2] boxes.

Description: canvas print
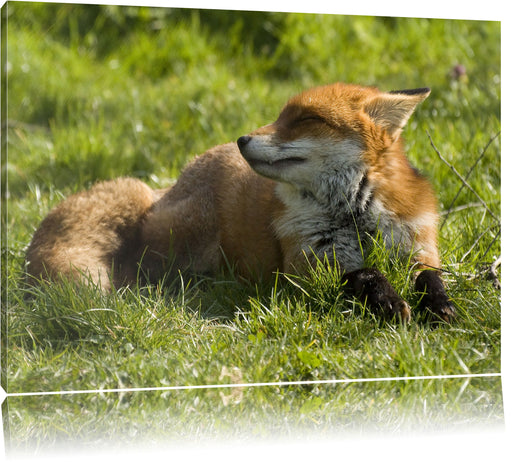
[[0, 1, 502, 458]]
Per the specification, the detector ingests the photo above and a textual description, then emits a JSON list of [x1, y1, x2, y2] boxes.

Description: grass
[[2, 3, 501, 455]]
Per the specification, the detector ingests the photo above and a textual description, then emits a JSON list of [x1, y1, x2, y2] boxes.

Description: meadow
[[2, 2, 501, 455]]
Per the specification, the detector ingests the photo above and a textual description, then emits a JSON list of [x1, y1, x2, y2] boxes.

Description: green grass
[[2, 3, 501, 455]]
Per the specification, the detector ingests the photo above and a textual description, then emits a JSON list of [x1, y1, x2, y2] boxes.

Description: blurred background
[[6, 2, 500, 187]]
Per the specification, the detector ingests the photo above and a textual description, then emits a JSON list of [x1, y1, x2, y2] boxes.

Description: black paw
[[421, 295, 456, 323], [415, 270, 455, 324], [370, 291, 411, 323], [345, 268, 411, 323]]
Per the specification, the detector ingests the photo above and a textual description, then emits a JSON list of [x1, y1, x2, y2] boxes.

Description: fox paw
[[345, 268, 410, 323], [415, 270, 455, 324], [371, 292, 411, 323], [423, 298, 456, 324]]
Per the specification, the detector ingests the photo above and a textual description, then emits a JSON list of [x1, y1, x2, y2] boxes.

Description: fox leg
[[414, 270, 455, 323], [344, 268, 411, 322]]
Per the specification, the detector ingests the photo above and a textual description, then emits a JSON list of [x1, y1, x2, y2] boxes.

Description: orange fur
[[26, 83, 442, 295], [26, 178, 155, 288]]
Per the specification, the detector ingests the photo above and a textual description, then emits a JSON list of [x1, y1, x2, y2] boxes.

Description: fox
[[26, 82, 455, 323]]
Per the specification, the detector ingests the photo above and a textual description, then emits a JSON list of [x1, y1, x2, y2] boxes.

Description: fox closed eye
[[294, 114, 343, 131], [295, 115, 325, 124]]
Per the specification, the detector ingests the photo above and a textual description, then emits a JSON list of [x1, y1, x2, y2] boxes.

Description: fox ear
[[364, 88, 430, 139]]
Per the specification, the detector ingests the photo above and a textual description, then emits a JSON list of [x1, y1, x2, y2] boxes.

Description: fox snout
[[237, 135, 251, 150]]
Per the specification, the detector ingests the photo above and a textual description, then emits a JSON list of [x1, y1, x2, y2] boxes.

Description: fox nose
[[237, 135, 251, 150]]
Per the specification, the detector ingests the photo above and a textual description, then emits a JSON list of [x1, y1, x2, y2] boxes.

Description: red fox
[[26, 83, 454, 322]]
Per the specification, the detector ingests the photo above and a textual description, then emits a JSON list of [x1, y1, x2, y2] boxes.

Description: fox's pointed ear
[[364, 88, 430, 139]]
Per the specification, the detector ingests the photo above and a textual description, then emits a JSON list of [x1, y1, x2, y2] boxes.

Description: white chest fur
[[272, 172, 415, 273]]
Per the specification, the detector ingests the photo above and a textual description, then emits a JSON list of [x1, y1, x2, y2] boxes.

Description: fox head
[[237, 83, 430, 191]]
